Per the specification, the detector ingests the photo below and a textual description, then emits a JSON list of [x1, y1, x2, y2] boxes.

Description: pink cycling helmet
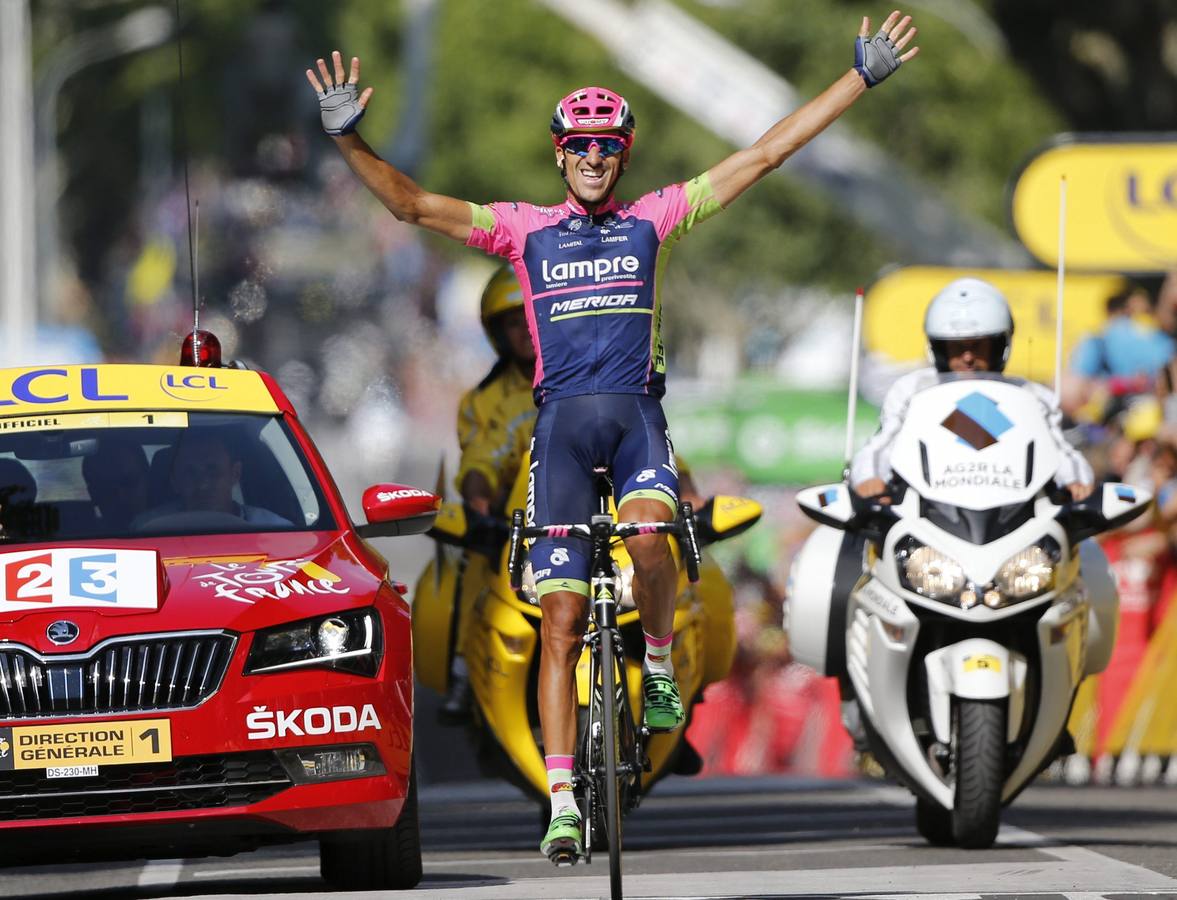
[[550, 86, 636, 145]]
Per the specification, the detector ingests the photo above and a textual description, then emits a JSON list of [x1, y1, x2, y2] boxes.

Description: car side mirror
[[694, 495, 762, 545], [796, 482, 856, 530], [356, 484, 440, 538]]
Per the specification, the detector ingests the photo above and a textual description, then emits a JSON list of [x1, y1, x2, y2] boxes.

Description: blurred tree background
[[28, 0, 1177, 367]]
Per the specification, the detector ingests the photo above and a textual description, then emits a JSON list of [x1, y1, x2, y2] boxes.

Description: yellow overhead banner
[[1010, 137, 1177, 272], [0, 365, 279, 417], [865, 267, 1125, 384]]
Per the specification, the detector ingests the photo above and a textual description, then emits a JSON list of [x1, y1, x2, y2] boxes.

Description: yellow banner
[[0, 365, 278, 417], [1010, 138, 1177, 272], [0, 718, 172, 770], [865, 267, 1125, 384]]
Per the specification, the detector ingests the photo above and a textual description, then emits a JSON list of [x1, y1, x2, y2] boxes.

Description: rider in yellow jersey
[[441, 266, 539, 720]]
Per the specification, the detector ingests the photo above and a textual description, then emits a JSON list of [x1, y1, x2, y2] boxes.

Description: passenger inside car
[[133, 430, 292, 530], [83, 438, 151, 531], [0, 458, 39, 539]]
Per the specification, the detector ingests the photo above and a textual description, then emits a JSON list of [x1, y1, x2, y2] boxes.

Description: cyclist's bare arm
[[706, 11, 919, 209], [306, 51, 473, 243]]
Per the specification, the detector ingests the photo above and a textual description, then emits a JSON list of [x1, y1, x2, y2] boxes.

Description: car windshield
[[0, 411, 335, 543]]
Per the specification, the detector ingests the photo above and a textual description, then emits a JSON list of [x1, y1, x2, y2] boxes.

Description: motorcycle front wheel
[[952, 698, 1006, 849]]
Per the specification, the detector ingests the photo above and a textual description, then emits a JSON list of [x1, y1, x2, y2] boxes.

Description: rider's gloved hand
[[853, 11, 918, 87], [306, 50, 371, 136], [854, 477, 890, 501]]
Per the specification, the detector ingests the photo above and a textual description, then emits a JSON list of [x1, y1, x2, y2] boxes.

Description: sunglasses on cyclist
[[559, 134, 629, 158]]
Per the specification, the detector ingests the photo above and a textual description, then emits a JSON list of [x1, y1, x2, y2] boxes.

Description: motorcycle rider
[[440, 265, 538, 722], [307, 9, 919, 862], [851, 277, 1094, 501]]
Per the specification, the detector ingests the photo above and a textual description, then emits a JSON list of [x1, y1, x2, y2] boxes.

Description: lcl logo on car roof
[[46, 620, 80, 646]]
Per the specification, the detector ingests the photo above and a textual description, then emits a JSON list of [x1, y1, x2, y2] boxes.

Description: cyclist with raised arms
[[307, 10, 920, 863]]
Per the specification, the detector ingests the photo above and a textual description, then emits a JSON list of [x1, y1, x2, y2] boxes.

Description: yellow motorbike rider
[[440, 265, 539, 721]]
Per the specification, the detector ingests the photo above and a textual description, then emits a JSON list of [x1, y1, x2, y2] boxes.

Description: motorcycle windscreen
[[890, 376, 1060, 512]]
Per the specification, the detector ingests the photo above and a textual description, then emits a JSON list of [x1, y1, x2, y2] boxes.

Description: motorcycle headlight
[[246, 608, 383, 676], [897, 539, 966, 601], [992, 539, 1059, 603]]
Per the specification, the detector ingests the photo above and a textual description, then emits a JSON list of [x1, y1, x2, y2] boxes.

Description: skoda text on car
[[0, 346, 437, 890]]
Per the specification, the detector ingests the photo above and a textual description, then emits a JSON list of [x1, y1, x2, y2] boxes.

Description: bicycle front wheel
[[599, 626, 624, 900]]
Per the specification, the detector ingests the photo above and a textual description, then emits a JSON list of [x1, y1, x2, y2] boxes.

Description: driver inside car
[[851, 277, 1094, 503], [134, 431, 291, 529]]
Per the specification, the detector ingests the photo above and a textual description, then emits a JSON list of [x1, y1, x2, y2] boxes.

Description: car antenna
[[172, 0, 200, 346], [842, 286, 865, 482], [1053, 175, 1067, 405]]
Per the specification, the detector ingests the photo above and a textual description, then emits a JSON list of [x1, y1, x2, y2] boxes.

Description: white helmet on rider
[[924, 277, 1014, 373]]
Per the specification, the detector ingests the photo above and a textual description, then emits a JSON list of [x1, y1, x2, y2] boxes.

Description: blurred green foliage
[[35, 0, 1169, 323]]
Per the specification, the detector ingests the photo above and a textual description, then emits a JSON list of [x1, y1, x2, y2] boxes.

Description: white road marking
[[135, 858, 182, 888], [398, 855, 1177, 899], [403, 821, 1177, 900], [424, 843, 901, 868], [1003, 825, 1177, 889], [191, 865, 320, 878]]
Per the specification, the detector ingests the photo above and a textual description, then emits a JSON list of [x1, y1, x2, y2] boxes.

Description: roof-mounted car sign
[[0, 365, 279, 416]]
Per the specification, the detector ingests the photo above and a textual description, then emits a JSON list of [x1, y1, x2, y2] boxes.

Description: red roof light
[[180, 330, 222, 367]]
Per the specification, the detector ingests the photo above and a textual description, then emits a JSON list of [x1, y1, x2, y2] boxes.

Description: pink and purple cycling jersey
[[466, 173, 723, 405]]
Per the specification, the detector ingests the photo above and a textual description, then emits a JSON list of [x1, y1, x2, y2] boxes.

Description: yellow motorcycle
[[412, 457, 760, 802]]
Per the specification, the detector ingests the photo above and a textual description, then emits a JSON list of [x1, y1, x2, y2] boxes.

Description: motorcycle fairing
[[891, 378, 1060, 512], [849, 574, 1088, 810], [923, 640, 1028, 744], [875, 498, 1072, 620]]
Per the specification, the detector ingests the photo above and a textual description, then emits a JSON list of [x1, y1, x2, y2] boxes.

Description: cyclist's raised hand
[[306, 50, 373, 136], [704, 8, 920, 208], [306, 50, 473, 242], [853, 10, 920, 87]]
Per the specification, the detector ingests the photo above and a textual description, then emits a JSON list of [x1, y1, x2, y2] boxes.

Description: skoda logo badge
[[47, 621, 80, 646]]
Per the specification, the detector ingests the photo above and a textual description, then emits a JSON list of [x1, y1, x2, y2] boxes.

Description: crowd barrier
[[1053, 535, 1177, 785]]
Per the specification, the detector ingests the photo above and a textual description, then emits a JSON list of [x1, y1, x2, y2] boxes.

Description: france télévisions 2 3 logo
[[0, 548, 160, 612]]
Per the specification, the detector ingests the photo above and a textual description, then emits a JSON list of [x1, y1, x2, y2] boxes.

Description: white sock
[[643, 630, 674, 676], [545, 754, 578, 820]]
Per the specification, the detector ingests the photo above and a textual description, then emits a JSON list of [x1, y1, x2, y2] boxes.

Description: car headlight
[[897, 539, 966, 601], [992, 539, 1059, 604], [246, 608, 383, 676]]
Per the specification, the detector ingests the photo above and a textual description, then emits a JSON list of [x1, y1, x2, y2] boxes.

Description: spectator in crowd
[[1064, 285, 1175, 423], [1151, 271, 1177, 338]]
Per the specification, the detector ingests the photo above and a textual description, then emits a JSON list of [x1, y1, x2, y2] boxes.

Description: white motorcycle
[[788, 374, 1150, 848]]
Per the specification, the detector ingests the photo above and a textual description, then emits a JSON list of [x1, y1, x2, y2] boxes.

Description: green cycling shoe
[[540, 810, 583, 865], [643, 672, 685, 732]]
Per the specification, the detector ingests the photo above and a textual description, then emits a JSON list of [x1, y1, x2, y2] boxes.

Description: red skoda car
[[0, 349, 436, 890]]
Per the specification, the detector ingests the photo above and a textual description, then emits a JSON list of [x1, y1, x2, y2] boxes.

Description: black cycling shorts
[[527, 393, 679, 598]]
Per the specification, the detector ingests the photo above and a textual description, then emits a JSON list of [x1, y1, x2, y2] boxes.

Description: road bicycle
[[507, 468, 701, 900]]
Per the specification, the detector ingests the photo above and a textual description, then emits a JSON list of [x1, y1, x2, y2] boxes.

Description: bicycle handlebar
[[507, 505, 703, 592], [519, 520, 682, 541]]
